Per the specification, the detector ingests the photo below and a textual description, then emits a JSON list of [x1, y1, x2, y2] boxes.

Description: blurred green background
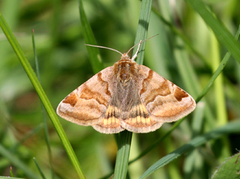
[[0, 0, 240, 178]]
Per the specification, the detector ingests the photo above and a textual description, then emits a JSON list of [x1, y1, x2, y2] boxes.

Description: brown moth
[[57, 41, 196, 134]]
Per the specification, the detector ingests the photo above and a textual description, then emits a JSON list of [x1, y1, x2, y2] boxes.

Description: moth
[[57, 40, 196, 134]]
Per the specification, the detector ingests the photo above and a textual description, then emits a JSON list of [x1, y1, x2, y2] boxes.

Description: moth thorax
[[119, 69, 131, 86], [116, 62, 132, 86]]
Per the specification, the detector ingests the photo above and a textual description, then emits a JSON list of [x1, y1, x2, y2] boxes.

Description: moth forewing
[[57, 66, 114, 126], [138, 65, 196, 123]]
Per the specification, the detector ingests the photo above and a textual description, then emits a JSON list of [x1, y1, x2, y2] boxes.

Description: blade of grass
[[152, 7, 209, 66], [113, 131, 132, 179], [0, 11, 85, 179], [173, 23, 216, 139], [183, 102, 205, 178], [174, 36, 200, 96], [113, 0, 152, 178], [79, 0, 104, 73], [191, 102, 205, 137], [134, 0, 153, 65], [145, 11, 171, 80], [0, 0, 20, 65], [32, 29, 54, 179], [33, 157, 47, 179], [185, 0, 240, 64], [0, 144, 37, 178], [140, 119, 240, 179], [210, 29, 228, 126], [196, 26, 240, 102]]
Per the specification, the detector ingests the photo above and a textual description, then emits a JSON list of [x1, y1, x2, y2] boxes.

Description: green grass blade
[[33, 157, 47, 179], [196, 26, 240, 102], [0, 144, 37, 178], [174, 36, 200, 97], [113, 1, 152, 178], [134, 0, 153, 65], [113, 131, 132, 179], [152, 7, 209, 65], [32, 29, 54, 179], [140, 119, 240, 179], [191, 102, 205, 137], [79, 0, 104, 73], [185, 0, 240, 64], [0, 11, 85, 179]]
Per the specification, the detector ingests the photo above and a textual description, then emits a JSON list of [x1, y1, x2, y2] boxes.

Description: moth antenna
[[85, 44, 123, 56], [127, 34, 159, 61], [130, 41, 142, 61]]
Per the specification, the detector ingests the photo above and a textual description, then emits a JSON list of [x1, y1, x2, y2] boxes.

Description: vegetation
[[0, 0, 240, 178]]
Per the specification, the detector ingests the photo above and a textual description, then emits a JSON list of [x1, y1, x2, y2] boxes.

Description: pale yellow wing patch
[[121, 103, 163, 133], [93, 105, 124, 134]]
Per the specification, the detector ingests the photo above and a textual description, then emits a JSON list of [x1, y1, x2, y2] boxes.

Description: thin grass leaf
[[0, 144, 37, 178], [174, 36, 200, 97], [0, 0, 20, 62], [140, 119, 240, 179], [183, 102, 205, 178], [185, 0, 240, 64], [183, 149, 202, 178], [134, 0, 153, 65], [210, 30, 228, 128], [209, 29, 231, 160], [0, 11, 85, 179], [152, 7, 209, 66], [113, 131, 132, 179], [33, 157, 47, 179], [173, 23, 218, 153], [113, 1, 152, 178], [191, 102, 205, 137], [196, 26, 240, 102], [145, 11, 171, 80], [79, 0, 104, 73], [32, 29, 54, 179], [173, 18, 216, 130]]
